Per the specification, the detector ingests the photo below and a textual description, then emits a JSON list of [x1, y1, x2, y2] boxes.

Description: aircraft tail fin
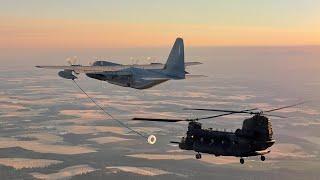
[[163, 38, 185, 79]]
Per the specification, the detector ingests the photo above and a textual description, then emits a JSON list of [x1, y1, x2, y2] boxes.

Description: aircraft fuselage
[[86, 67, 170, 89]]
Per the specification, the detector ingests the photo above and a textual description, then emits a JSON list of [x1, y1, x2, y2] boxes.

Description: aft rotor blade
[[264, 102, 306, 113], [263, 114, 288, 118], [184, 108, 258, 114], [132, 117, 186, 122]]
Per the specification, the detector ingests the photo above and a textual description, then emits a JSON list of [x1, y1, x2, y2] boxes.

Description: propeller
[[66, 56, 79, 66], [89, 57, 99, 66], [146, 56, 158, 64], [58, 56, 81, 80], [130, 57, 140, 65]]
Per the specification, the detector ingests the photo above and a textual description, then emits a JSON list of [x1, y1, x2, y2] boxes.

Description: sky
[[1, 0, 320, 48]]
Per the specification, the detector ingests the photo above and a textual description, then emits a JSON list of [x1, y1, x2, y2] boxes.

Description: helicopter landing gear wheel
[[195, 153, 202, 159], [240, 158, 245, 164], [261, 155, 266, 161]]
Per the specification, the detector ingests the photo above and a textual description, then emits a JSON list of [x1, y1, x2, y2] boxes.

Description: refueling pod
[[58, 70, 77, 80]]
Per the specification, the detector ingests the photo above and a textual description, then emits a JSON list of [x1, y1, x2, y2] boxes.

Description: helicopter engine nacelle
[[240, 115, 273, 141], [58, 70, 77, 80], [187, 122, 202, 134]]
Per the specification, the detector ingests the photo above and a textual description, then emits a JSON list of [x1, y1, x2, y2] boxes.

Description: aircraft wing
[[36, 65, 130, 73], [36, 65, 164, 73], [36, 61, 202, 73], [123, 61, 201, 69]]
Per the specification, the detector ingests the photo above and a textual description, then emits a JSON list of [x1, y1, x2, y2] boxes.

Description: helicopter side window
[[200, 137, 204, 143]]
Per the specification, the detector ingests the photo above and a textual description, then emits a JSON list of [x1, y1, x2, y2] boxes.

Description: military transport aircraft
[[133, 103, 304, 164], [36, 38, 201, 89]]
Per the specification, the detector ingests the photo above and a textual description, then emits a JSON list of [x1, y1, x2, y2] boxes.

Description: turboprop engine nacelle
[[58, 70, 77, 80]]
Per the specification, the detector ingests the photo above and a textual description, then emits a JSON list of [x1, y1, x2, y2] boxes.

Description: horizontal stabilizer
[[141, 77, 170, 81], [185, 75, 207, 79], [185, 62, 202, 66]]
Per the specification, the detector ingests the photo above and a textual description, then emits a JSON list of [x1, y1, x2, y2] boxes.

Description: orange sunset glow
[[1, 1, 320, 48], [1, 17, 320, 49]]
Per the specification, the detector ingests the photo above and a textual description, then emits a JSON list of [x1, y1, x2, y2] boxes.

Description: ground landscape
[[0, 47, 320, 179]]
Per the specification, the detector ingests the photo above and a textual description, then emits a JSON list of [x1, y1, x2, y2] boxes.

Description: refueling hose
[[72, 79, 157, 144]]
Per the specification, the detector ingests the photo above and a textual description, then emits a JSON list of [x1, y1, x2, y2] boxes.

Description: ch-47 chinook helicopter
[[132, 103, 304, 164]]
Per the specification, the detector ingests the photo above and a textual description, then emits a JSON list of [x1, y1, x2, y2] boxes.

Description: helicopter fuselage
[[179, 128, 275, 157], [178, 115, 275, 161], [133, 104, 305, 164]]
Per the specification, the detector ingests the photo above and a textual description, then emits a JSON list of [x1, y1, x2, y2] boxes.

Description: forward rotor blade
[[194, 112, 237, 121], [264, 102, 306, 113], [132, 113, 236, 122], [132, 117, 186, 122], [133, 108, 259, 123]]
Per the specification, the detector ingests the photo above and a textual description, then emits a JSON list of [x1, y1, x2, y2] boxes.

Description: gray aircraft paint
[[87, 38, 185, 89], [163, 38, 185, 79], [36, 38, 200, 90]]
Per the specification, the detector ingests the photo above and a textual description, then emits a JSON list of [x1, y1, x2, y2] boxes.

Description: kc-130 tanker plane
[[36, 38, 201, 89]]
